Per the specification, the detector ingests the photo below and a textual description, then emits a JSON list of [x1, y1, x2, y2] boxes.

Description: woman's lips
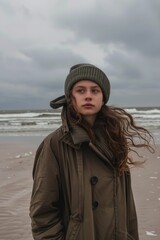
[[82, 104, 94, 108]]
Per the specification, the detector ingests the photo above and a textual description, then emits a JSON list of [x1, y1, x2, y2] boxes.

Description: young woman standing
[[30, 63, 153, 240]]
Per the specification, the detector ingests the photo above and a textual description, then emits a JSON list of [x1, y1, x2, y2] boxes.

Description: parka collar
[[50, 95, 90, 145], [51, 98, 114, 168], [59, 107, 114, 169], [59, 106, 90, 148], [70, 124, 89, 145]]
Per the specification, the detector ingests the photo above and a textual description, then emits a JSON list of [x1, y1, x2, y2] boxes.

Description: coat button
[[92, 201, 98, 209], [90, 176, 98, 185]]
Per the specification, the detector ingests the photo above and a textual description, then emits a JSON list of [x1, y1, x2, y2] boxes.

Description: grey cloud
[[0, 0, 159, 109], [104, 52, 143, 86], [102, 43, 160, 92], [0, 0, 14, 14], [109, 87, 160, 107], [23, 47, 85, 70], [0, 46, 86, 85], [54, 0, 160, 57], [0, 47, 86, 109]]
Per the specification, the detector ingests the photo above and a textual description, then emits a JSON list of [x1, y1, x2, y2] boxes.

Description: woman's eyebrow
[[91, 86, 100, 88], [74, 85, 85, 88], [74, 85, 100, 88]]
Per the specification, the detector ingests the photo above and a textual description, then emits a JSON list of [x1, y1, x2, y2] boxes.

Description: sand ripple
[[0, 177, 33, 240]]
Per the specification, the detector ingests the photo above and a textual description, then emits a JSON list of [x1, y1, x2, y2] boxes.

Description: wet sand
[[0, 136, 159, 240], [131, 146, 160, 239]]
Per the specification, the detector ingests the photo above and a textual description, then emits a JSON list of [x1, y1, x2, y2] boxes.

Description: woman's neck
[[82, 115, 96, 126]]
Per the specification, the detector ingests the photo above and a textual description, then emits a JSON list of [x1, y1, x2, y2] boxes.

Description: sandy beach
[[0, 136, 160, 240]]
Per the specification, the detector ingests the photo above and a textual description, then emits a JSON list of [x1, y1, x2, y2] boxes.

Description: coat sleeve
[[125, 171, 139, 240], [30, 138, 64, 240]]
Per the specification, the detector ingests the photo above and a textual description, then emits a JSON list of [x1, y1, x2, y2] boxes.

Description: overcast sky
[[0, 0, 160, 110]]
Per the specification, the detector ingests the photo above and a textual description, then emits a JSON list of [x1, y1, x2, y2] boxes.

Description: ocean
[[0, 107, 160, 143]]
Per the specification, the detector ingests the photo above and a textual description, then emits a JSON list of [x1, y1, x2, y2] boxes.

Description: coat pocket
[[65, 218, 81, 240]]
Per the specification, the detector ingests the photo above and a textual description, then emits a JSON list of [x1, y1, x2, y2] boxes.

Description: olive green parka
[[30, 108, 139, 240]]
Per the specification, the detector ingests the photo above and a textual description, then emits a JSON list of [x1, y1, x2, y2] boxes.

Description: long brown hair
[[67, 102, 154, 174]]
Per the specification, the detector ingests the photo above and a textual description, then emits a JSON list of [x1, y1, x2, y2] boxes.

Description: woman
[[30, 63, 154, 240]]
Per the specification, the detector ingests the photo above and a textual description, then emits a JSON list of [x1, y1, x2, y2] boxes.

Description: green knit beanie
[[65, 63, 110, 103]]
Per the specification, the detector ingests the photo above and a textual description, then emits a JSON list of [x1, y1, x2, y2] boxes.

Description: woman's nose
[[85, 90, 92, 99]]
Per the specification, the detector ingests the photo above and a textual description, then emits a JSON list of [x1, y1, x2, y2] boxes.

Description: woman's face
[[71, 80, 104, 125]]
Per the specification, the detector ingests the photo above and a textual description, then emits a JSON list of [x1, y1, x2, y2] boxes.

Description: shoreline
[[0, 137, 159, 240]]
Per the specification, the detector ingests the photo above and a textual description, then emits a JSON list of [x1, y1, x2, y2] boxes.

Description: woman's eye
[[92, 89, 99, 94], [77, 89, 85, 93]]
